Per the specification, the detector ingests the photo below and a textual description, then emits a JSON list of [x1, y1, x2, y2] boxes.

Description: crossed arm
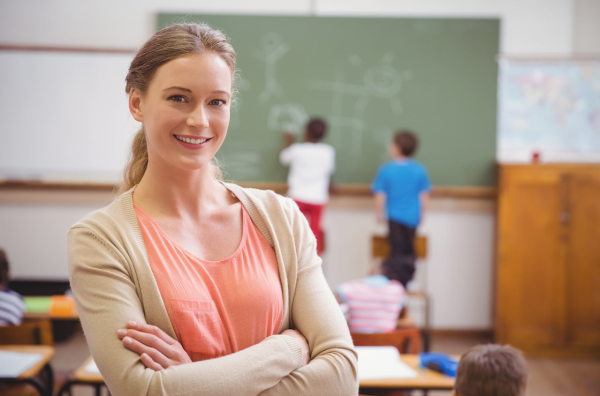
[[116, 321, 310, 371], [68, 226, 357, 396]]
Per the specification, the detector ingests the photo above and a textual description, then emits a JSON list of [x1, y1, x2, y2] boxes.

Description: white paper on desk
[[0, 350, 44, 378], [85, 360, 100, 374], [356, 346, 418, 380]]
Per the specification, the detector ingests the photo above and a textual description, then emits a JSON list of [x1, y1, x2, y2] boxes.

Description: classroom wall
[[572, 0, 600, 55], [0, 0, 590, 329]]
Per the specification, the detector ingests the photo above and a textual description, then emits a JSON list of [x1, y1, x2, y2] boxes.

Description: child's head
[[305, 118, 328, 143], [0, 248, 9, 288], [453, 344, 528, 396], [392, 130, 418, 158]]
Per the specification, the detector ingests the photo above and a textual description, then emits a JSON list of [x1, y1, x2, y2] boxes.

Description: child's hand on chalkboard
[[117, 320, 192, 370], [283, 131, 295, 148]]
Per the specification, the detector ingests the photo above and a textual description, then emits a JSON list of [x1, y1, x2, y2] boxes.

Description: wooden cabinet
[[496, 164, 600, 357]]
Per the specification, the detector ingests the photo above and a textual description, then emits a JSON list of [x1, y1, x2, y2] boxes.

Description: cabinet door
[[496, 168, 564, 346], [566, 171, 600, 346]]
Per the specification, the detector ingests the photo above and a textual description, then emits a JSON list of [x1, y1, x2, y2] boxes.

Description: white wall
[[0, 0, 583, 329], [0, 0, 575, 55], [573, 0, 600, 54], [322, 198, 495, 329]]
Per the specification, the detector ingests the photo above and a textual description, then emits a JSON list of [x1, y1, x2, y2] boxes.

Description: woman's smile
[[173, 134, 213, 149]]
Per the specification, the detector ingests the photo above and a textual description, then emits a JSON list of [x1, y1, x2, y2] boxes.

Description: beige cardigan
[[67, 183, 358, 396]]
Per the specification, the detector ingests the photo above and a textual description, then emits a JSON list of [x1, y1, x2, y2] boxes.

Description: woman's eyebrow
[[213, 90, 231, 97], [163, 87, 230, 97], [163, 86, 192, 92]]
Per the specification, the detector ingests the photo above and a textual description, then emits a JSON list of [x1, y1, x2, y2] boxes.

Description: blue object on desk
[[419, 353, 459, 377]]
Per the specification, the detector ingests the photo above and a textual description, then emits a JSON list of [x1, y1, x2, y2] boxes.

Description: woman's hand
[[117, 321, 191, 370], [281, 329, 310, 367]]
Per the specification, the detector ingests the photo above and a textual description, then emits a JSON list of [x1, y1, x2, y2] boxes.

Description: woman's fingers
[[120, 328, 177, 361], [141, 353, 165, 371], [121, 335, 173, 369], [126, 321, 177, 345], [117, 322, 192, 368]]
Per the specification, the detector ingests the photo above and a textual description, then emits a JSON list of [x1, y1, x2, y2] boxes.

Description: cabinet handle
[[560, 174, 570, 226]]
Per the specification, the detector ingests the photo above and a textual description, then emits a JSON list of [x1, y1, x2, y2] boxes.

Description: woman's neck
[[133, 160, 226, 220]]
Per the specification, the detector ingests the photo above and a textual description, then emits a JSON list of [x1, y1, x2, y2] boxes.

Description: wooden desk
[[57, 357, 107, 396], [359, 354, 456, 392], [0, 345, 55, 396], [23, 312, 79, 321], [73, 357, 103, 383]]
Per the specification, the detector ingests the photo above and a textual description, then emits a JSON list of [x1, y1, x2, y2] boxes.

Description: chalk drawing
[[267, 103, 309, 134], [254, 32, 289, 103], [306, 52, 413, 157]]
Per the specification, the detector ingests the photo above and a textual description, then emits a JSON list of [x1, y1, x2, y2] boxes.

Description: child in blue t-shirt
[[372, 130, 431, 287]]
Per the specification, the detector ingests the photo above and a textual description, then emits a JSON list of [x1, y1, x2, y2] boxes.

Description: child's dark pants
[[381, 220, 416, 288]]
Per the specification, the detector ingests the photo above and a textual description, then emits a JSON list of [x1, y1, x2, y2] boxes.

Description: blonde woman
[[67, 23, 357, 396]]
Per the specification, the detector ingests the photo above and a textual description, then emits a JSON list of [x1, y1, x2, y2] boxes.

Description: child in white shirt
[[279, 118, 335, 253]]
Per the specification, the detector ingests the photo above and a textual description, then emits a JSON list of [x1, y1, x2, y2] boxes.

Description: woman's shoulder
[[223, 182, 306, 240], [69, 187, 136, 238], [224, 182, 297, 213]]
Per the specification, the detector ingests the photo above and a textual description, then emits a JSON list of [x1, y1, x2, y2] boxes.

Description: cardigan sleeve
[[258, 199, 359, 395], [68, 226, 303, 396]]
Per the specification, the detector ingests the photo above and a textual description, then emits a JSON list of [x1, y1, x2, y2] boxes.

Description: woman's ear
[[129, 88, 144, 122]]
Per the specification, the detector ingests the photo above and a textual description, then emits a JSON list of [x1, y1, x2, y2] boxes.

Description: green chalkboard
[[157, 14, 499, 186]]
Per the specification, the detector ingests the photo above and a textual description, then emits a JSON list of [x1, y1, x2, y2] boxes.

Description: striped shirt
[[338, 275, 405, 333], [0, 289, 26, 326]]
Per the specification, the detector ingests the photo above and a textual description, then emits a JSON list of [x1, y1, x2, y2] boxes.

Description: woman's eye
[[209, 99, 226, 106], [168, 95, 187, 103]]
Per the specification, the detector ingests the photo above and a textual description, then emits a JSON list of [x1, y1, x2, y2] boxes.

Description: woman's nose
[[187, 104, 209, 129]]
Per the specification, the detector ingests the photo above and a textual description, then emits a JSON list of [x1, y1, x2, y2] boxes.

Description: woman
[[67, 23, 357, 395]]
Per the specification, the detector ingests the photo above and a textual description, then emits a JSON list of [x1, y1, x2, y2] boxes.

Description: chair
[[0, 320, 55, 396], [351, 327, 421, 354], [372, 235, 431, 352], [0, 320, 54, 346]]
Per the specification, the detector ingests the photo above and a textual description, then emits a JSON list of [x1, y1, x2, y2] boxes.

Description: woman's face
[[130, 52, 232, 173]]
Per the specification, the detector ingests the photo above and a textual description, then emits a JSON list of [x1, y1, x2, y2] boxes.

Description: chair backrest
[[372, 235, 427, 259], [351, 327, 421, 354], [0, 320, 53, 345]]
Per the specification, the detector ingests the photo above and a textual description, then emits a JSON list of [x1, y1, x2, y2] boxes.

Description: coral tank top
[[134, 203, 283, 362]]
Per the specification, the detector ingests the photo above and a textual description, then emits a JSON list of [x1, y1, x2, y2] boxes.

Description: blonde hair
[[119, 23, 235, 193]]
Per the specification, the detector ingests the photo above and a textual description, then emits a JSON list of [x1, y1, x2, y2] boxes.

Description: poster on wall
[[497, 59, 600, 163]]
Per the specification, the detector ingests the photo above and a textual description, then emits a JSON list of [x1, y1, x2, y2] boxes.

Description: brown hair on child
[[0, 249, 9, 288], [393, 130, 419, 157], [453, 344, 528, 396], [305, 118, 328, 142]]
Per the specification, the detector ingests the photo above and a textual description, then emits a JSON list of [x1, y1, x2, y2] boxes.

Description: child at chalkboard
[[279, 118, 335, 254], [372, 130, 431, 287]]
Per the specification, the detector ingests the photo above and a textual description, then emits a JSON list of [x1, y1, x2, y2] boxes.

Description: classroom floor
[[46, 330, 600, 396]]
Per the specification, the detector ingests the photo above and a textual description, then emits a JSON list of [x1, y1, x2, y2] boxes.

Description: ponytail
[[118, 128, 148, 194]]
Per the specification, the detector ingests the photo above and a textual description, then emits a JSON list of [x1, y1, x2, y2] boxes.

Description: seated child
[[279, 117, 335, 253], [0, 248, 26, 326], [453, 344, 528, 396], [372, 130, 431, 287], [337, 273, 406, 333]]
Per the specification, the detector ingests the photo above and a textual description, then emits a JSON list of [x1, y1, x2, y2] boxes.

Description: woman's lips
[[173, 134, 212, 150]]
